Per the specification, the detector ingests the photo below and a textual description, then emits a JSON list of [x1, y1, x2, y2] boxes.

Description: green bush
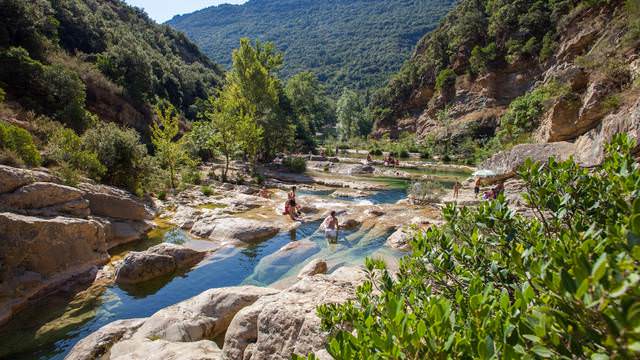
[[469, 43, 497, 74], [435, 68, 456, 92], [0, 87, 5, 102], [369, 148, 383, 156], [46, 127, 105, 182], [82, 122, 150, 193], [317, 134, 640, 359], [0, 121, 41, 166], [283, 156, 307, 173], [201, 185, 213, 196]]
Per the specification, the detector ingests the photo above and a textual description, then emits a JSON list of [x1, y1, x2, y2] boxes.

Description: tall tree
[[336, 88, 370, 141], [285, 71, 335, 146], [225, 38, 293, 158], [151, 101, 189, 189]]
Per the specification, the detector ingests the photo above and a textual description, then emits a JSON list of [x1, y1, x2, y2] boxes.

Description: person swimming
[[321, 210, 339, 242]]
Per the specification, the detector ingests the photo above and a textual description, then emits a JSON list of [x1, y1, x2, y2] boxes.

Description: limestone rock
[[223, 267, 367, 360], [297, 259, 328, 279], [0, 165, 57, 194], [65, 318, 145, 360], [114, 244, 205, 284], [79, 183, 153, 221], [131, 286, 279, 342], [191, 217, 279, 243], [386, 228, 412, 251], [114, 252, 175, 285], [575, 97, 640, 167], [110, 339, 222, 360], [0, 182, 83, 210], [480, 142, 576, 182], [0, 212, 108, 326], [105, 220, 154, 248]]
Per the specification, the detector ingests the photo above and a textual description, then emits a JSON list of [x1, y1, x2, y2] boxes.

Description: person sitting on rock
[[284, 199, 301, 220], [321, 211, 339, 242], [492, 182, 505, 199]]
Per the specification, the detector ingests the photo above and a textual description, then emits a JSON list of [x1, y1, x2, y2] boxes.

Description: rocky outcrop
[[297, 259, 328, 278], [480, 142, 576, 182], [64, 318, 146, 360], [223, 267, 366, 360], [66, 286, 278, 360], [79, 183, 153, 221], [115, 244, 206, 284], [0, 212, 108, 326], [575, 96, 640, 167], [0, 165, 155, 326], [190, 217, 279, 243]]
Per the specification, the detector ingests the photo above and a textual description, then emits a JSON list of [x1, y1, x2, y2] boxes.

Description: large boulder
[[104, 220, 154, 248], [0, 182, 84, 210], [191, 217, 279, 243], [114, 244, 205, 284], [480, 142, 576, 182], [0, 212, 108, 326], [130, 286, 279, 342], [79, 183, 153, 221], [0, 165, 57, 194], [65, 318, 146, 360], [223, 267, 367, 360]]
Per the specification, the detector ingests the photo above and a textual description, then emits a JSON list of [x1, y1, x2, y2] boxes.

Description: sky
[[124, 0, 247, 23]]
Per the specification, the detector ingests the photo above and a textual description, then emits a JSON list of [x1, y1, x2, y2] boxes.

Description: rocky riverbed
[[0, 160, 472, 359]]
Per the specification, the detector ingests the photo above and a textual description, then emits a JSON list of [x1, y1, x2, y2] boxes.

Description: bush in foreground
[[0, 121, 41, 166], [313, 134, 640, 359]]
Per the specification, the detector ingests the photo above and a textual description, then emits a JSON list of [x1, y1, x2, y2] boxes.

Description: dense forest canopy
[[0, 0, 223, 128], [167, 0, 456, 96]]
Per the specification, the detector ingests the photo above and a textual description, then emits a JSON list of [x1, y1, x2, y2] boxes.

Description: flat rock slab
[[191, 217, 280, 243]]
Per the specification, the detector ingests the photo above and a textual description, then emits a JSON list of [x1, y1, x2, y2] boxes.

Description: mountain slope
[[371, 0, 640, 165], [167, 0, 456, 95], [0, 0, 223, 134]]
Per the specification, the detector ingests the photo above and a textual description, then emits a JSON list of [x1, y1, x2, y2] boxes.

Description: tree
[[285, 71, 335, 146], [200, 92, 247, 182], [151, 101, 190, 189], [336, 88, 369, 142], [225, 38, 293, 158]]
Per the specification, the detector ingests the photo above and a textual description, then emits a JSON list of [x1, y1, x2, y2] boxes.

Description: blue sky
[[124, 0, 247, 23]]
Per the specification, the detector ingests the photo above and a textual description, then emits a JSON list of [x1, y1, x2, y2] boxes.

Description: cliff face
[[374, 0, 639, 165]]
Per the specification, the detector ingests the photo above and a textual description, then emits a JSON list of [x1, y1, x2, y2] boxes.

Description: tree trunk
[[223, 154, 229, 182]]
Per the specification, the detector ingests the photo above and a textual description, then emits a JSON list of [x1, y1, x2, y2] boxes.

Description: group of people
[[280, 186, 340, 241], [473, 178, 505, 200]]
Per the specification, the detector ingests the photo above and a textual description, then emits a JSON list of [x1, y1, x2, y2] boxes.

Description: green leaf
[[591, 253, 608, 282], [531, 345, 553, 358]]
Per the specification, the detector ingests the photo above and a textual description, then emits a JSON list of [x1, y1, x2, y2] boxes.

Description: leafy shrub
[[201, 185, 213, 196], [317, 134, 640, 359], [435, 68, 456, 92], [0, 87, 5, 102], [283, 156, 307, 173], [602, 94, 621, 113], [157, 190, 167, 201], [369, 148, 383, 156], [82, 122, 150, 193], [398, 149, 409, 158], [407, 180, 446, 204], [46, 127, 106, 181], [539, 32, 557, 61], [469, 43, 497, 74], [0, 121, 41, 166]]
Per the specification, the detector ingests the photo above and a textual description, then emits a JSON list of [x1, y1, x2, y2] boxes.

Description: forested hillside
[[167, 0, 456, 95], [0, 0, 223, 134]]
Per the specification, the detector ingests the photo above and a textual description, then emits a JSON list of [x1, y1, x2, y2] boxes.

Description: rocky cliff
[[0, 165, 155, 326], [373, 0, 639, 170]]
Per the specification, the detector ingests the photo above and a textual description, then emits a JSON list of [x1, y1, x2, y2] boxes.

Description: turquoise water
[[0, 189, 402, 360]]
